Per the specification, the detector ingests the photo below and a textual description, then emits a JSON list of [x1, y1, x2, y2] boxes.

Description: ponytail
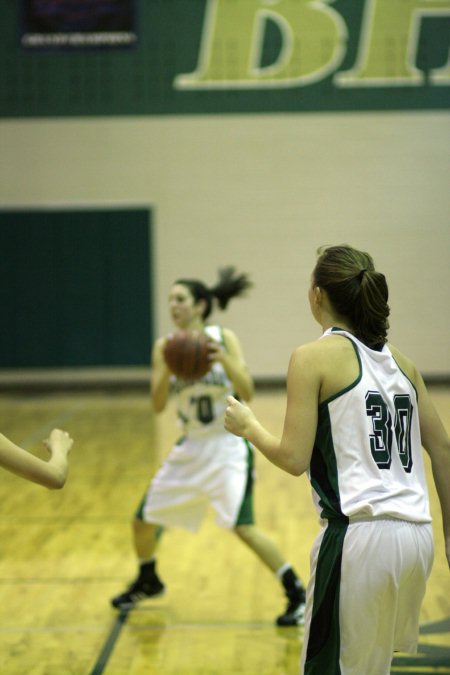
[[211, 266, 252, 311], [175, 266, 252, 319], [313, 245, 390, 349]]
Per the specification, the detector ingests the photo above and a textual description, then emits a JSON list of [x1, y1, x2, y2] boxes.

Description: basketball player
[[225, 246, 450, 675], [111, 267, 307, 626], [0, 428, 73, 488]]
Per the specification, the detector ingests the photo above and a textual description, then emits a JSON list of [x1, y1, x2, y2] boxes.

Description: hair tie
[[358, 268, 367, 282]]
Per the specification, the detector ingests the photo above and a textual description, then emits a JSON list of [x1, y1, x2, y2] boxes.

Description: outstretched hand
[[224, 395, 255, 438]]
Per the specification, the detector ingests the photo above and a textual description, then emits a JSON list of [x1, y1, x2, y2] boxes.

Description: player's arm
[[225, 343, 319, 475], [151, 337, 172, 413], [415, 369, 450, 567], [0, 429, 73, 489], [390, 344, 450, 567], [212, 328, 254, 401]]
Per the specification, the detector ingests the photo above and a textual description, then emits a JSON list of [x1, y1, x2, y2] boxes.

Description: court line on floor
[[89, 609, 130, 675], [0, 516, 129, 523], [53, 607, 450, 675], [85, 611, 299, 675], [0, 619, 287, 635], [0, 624, 110, 634], [0, 576, 132, 584]]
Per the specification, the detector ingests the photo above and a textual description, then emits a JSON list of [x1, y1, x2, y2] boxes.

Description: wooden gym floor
[[0, 386, 449, 675]]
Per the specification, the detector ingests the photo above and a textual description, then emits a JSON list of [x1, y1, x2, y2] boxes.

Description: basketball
[[163, 330, 212, 380]]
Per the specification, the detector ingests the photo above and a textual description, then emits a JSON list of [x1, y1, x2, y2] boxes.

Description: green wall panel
[[0, 209, 152, 367]]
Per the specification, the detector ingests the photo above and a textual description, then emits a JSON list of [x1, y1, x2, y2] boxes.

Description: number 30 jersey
[[310, 328, 431, 525], [171, 325, 235, 438]]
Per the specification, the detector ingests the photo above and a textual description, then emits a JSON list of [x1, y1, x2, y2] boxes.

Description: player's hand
[[224, 395, 255, 438], [44, 429, 73, 458], [207, 339, 224, 363]]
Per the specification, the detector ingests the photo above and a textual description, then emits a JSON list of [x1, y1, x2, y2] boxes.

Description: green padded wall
[[0, 209, 152, 367]]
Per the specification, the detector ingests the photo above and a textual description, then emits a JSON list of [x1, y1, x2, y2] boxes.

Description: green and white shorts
[[301, 518, 434, 675], [137, 431, 255, 532]]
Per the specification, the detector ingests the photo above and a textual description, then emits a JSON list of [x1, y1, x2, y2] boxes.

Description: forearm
[[246, 420, 304, 476], [0, 435, 68, 489], [34, 452, 69, 489], [151, 368, 171, 412]]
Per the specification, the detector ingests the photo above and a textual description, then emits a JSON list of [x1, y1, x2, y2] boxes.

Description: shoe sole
[[276, 605, 305, 627], [276, 617, 305, 627], [111, 587, 166, 610]]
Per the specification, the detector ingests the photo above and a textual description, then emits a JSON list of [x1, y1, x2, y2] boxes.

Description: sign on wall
[[20, 0, 137, 49], [2, 0, 449, 116]]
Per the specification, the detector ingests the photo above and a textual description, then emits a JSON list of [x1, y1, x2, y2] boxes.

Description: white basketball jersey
[[171, 325, 234, 437], [309, 328, 431, 524]]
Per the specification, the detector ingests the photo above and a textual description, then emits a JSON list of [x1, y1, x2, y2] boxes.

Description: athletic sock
[[277, 564, 305, 596], [139, 558, 157, 581]]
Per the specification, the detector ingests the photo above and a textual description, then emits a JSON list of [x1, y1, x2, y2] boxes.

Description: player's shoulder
[[290, 335, 360, 387], [387, 343, 420, 383], [290, 338, 329, 370], [154, 335, 168, 349], [293, 339, 320, 357], [217, 325, 239, 345]]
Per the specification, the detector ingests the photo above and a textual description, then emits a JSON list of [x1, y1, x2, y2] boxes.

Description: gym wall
[[1, 1, 449, 378]]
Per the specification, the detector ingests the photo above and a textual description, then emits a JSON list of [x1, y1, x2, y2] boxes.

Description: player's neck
[[186, 318, 205, 332], [320, 311, 353, 335]]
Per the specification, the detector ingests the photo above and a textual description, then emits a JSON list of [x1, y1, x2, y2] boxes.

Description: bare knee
[[133, 518, 155, 536], [234, 524, 255, 544]]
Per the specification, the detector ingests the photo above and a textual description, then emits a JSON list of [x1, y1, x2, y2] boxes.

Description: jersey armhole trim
[[218, 326, 227, 351], [391, 356, 419, 401], [319, 339, 363, 409]]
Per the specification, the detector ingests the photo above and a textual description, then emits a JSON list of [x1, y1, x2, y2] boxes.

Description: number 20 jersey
[[309, 328, 431, 525], [171, 325, 234, 438]]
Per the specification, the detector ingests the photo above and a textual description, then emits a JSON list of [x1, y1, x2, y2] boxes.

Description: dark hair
[[313, 245, 390, 349], [175, 266, 252, 320]]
